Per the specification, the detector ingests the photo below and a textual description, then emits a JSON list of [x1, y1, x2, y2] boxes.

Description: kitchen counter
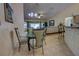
[[64, 27, 79, 55], [65, 26, 79, 28]]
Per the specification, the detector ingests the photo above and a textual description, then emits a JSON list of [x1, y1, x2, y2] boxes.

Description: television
[[27, 22, 45, 29], [29, 23, 41, 29], [27, 22, 47, 29]]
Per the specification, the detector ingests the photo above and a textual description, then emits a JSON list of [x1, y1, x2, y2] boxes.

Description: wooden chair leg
[[58, 33, 60, 40], [33, 48, 35, 56], [18, 43, 21, 51], [43, 38, 46, 45], [44, 39, 46, 45], [62, 33, 64, 40], [33, 39, 35, 56], [42, 46, 44, 55]]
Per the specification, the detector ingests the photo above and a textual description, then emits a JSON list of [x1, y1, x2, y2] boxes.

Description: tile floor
[[14, 34, 74, 56]]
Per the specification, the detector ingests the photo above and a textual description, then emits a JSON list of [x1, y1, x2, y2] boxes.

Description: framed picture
[[49, 20, 55, 26], [4, 3, 13, 23]]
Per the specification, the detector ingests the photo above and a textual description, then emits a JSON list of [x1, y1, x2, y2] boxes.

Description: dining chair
[[58, 23, 65, 40], [30, 29, 45, 55], [43, 28, 47, 45], [27, 28, 34, 37], [14, 28, 27, 51]]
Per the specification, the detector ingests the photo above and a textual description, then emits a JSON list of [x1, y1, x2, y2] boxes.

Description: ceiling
[[24, 3, 74, 20]]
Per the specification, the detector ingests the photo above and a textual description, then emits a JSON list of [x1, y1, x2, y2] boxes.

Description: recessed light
[[30, 12, 33, 17], [34, 13, 38, 17]]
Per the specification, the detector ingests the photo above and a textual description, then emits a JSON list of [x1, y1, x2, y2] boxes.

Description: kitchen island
[[64, 27, 79, 55]]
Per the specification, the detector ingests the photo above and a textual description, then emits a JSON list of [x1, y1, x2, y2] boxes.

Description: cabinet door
[[74, 15, 79, 24]]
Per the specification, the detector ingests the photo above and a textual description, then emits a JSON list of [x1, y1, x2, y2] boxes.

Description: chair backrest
[[44, 28, 47, 36], [34, 30, 45, 48], [58, 23, 65, 32], [27, 28, 34, 37]]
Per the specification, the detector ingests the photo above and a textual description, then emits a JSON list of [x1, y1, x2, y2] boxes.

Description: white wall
[[0, 3, 16, 55], [0, 3, 25, 55], [10, 3, 25, 36]]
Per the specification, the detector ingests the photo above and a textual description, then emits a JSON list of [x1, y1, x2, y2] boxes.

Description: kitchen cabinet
[[65, 27, 79, 55], [73, 15, 79, 24]]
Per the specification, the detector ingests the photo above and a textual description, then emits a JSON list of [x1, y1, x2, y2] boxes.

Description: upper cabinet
[[73, 15, 79, 24]]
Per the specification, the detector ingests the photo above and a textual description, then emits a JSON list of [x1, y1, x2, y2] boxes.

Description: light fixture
[[30, 12, 33, 17], [34, 13, 38, 17], [28, 12, 43, 18]]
